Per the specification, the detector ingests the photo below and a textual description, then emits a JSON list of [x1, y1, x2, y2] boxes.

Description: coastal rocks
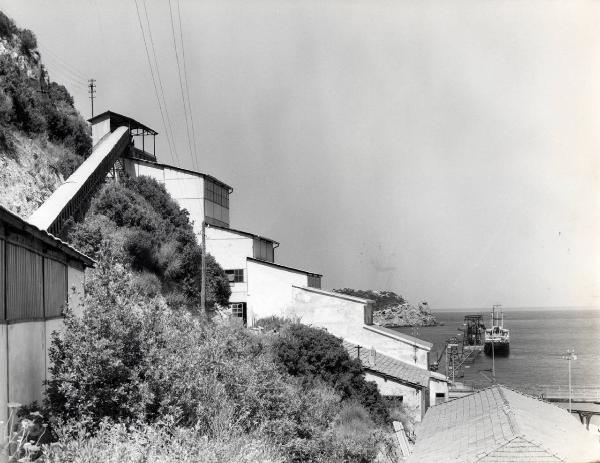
[[333, 288, 438, 328], [373, 301, 438, 328]]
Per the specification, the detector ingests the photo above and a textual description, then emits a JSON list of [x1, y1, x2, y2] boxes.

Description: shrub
[[48, 143, 84, 178], [46, 421, 286, 463], [47, 255, 284, 432], [272, 323, 390, 425], [47, 82, 74, 107], [19, 28, 36, 55], [72, 180, 231, 309], [0, 11, 16, 39]]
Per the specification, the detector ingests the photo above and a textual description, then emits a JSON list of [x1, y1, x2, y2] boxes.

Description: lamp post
[[562, 349, 577, 413]]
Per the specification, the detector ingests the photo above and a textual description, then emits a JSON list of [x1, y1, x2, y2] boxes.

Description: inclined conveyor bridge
[[28, 126, 130, 236]]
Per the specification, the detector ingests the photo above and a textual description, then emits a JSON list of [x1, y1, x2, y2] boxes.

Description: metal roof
[[87, 110, 158, 135], [125, 157, 233, 192], [343, 340, 433, 388], [207, 223, 279, 246], [363, 324, 434, 350], [0, 205, 94, 266], [408, 385, 600, 463], [247, 257, 322, 277]]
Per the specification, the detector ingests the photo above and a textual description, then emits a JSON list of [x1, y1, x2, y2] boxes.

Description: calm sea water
[[394, 308, 600, 391]]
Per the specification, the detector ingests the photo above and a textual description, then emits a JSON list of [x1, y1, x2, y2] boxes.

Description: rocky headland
[[333, 288, 438, 327]]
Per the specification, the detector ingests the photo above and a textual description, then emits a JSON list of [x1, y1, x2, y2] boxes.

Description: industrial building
[[0, 205, 93, 424], [28, 110, 448, 411]]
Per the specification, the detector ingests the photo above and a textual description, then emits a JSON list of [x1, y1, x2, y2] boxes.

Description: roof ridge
[[497, 386, 521, 436]]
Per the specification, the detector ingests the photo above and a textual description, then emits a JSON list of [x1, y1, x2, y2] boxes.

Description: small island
[[333, 288, 438, 327]]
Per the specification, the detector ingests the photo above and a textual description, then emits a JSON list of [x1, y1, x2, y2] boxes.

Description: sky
[[1, 0, 598, 309]]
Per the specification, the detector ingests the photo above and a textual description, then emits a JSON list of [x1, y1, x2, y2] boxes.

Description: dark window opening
[[225, 269, 244, 283], [253, 238, 274, 263], [307, 275, 321, 289]]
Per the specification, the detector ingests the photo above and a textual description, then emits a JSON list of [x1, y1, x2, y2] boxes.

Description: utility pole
[[562, 349, 577, 413], [200, 221, 206, 312], [88, 79, 96, 117]]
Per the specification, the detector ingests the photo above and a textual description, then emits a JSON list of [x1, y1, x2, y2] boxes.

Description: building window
[[308, 275, 321, 289], [225, 269, 244, 283], [253, 238, 274, 263], [229, 302, 247, 325]]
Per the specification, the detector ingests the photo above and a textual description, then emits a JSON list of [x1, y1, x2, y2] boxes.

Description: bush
[[47, 255, 283, 432], [71, 180, 231, 309], [47, 421, 286, 463], [19, 28, 36, 55], [272, 323, 390, 425], [0, 11, 16, 39]]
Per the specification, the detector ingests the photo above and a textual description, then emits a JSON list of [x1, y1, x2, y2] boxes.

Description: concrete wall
[[124, 160, 206, 236], [205, 227, 254, 304], [91, 117, 111, 146], [0, 262, 85, 426], [285, 286, 431, 368], [429, 377, 449, 406], [366, 372, 423, 422], [205, 227, 253, 269], [246, 260, 308, 325]]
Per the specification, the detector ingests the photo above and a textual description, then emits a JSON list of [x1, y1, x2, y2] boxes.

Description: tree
[[272, 323, 390, 425]]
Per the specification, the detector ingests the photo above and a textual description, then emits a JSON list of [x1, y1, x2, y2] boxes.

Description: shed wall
[[366, 373, 423, 422], [6, 244, 43, 320]]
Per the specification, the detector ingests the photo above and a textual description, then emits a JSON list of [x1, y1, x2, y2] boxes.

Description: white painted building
[[344, 341, 449, 421], [88, 111, 450, 405]]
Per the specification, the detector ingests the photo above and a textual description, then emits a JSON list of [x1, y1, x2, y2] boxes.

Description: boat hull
[[484, 341, 509, 356]]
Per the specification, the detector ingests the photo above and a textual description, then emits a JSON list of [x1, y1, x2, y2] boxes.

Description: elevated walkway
[[28, 127, 130, 235]]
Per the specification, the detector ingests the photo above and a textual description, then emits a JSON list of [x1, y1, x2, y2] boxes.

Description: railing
[[521, 385, 600, 402]]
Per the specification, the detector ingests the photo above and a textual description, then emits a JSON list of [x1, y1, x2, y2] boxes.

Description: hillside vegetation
[[0, 10, 401, 463], [0, 10, 91, 217]]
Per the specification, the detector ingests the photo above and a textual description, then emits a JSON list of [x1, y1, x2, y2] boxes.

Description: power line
[[141, 0, 180, 165], [39, 53, 89, 87], [176, 0, 200, 172], [39, 43, 88, 81], [133, 0, 177, 165], [168, 0, 196, 171]]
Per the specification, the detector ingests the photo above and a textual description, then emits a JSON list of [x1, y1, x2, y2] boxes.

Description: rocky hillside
[[333, 288, 438, 327], [0, 10, 91, 218]]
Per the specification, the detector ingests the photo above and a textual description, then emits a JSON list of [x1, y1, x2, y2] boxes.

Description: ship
[[484, 305, 510, 356]]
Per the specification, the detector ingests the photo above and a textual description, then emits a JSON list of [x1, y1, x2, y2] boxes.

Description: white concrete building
[[88, 111, 449, 407], [344, 341, 449, 421], [284, 286, 449, 418]]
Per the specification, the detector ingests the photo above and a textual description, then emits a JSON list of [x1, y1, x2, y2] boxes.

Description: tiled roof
[[408, 385, 600, 463], [343, 341, 432, 388]]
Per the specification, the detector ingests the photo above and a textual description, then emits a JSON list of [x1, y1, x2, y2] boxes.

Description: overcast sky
[[2, 1, 598, 309]]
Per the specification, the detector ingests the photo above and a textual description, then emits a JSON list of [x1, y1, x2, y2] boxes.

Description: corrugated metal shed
[[0, 205, 94, 266], [407, 385, 600, 463]]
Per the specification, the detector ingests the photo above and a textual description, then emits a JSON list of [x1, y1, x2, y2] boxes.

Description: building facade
[[0, 206, 93, 424], [87, 111, 449, 403]]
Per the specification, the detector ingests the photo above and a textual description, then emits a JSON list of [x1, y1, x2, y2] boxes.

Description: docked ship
[[484, 305, 510, 356]]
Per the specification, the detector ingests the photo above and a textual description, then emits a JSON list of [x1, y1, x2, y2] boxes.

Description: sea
[[393, 307, 600, 393]]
